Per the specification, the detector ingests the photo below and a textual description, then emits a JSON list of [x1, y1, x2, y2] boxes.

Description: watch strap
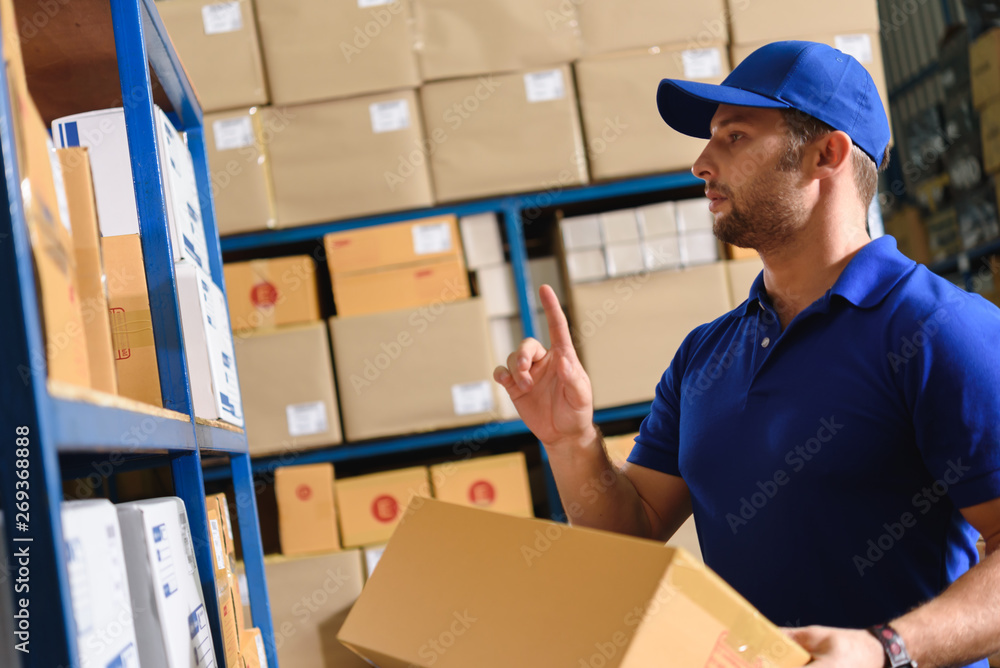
[[867, 623, 917, 668]]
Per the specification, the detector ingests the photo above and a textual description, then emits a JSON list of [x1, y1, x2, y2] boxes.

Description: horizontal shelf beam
[[220, 172, 704, 253], [202, 402, 653, 481], [196, 420, 250, 454], [928, 237, 1000, 275], [50, 396, 196, 453]]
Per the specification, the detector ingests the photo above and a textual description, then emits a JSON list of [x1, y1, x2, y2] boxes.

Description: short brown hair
[[778, 109, 889, 208]]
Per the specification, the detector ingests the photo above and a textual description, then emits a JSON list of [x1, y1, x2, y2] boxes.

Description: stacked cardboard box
[[155, 0, 269, 112], [274, 463, 341, 556], [728, 0, 888, 133], [117, 497, 218, 667], [205, 493, 269, 667], [51, 103, 244, 420], [10, 75, 91, 390], [560, 200, 720, 285], [227, 256, 342, 455], [429, 452, 534, 518]]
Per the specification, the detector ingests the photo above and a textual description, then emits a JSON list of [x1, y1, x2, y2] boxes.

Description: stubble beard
[[711, 163, 807, 256]]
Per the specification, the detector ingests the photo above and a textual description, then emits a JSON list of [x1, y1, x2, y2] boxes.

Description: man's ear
[[807, 130, 853, 179]]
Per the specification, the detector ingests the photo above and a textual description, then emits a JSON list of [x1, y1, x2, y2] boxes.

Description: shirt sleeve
[[626, 337, 690, 477], [902, 289, 1000, 509]]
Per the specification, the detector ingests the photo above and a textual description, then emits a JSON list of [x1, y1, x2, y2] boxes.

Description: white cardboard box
[[176, 261, 244, 427], [675, 198, 714, 233], [605, 241, 644, 277], [460, 213, 505, 269], [527, 256, 566, 307], [52, 106, 211, 272], [560, 214, 603, 250], [643, 236, 682, 271], [599, 209, 640, 243], [476, 264, 519, 317], [565, 248, 607, 283], [637, 202, 677, 238], [680, 231, 720, 266], [117, 497, 218, 668], [62, 500, 141, 668]]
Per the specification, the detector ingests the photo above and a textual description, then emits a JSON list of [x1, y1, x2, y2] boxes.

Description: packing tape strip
[[666, 551, 810, 667], [109, 307, 156, 354]]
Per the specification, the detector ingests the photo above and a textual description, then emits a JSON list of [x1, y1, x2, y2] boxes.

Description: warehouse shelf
[[0, 0, 276, 666], [202, 401, 655, 482], [928, 237, 1000, 276]]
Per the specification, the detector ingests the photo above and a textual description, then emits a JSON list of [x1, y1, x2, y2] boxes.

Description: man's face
[[692, 105, 809, 254]]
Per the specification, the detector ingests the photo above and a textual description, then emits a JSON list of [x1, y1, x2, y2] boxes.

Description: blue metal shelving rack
[[0, 0, 276, 666], [217, 171, 704, 518]]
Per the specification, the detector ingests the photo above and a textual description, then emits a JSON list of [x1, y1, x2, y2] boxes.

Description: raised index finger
[[539, 284, 574, 351]]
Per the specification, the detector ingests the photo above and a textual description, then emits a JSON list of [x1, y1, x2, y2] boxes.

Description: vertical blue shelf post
[[501, 201, 565, 521], [108, 0, 225, 663]]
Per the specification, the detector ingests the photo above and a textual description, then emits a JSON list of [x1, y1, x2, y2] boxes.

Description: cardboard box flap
[[339, 499, 809, 667]]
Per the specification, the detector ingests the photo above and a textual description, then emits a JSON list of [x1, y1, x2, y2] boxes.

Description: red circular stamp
[[296, 484, 312, 501], [468, 480, 496, 506], [250, 282, 278, 307], [371, 495, 399, 523]]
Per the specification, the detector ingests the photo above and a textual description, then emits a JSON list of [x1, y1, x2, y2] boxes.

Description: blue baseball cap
[[656, 41, 890, 165]]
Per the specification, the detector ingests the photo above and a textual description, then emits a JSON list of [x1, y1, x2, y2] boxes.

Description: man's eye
[[729, 133, 743, 143]]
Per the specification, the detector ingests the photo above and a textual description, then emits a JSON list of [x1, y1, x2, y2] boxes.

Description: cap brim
[[657, 79, 790, 139]]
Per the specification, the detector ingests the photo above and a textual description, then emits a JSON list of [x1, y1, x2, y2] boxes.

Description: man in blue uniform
[[495, 41, 1000, 668]]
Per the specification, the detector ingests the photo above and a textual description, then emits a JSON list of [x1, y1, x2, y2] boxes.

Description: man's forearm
[[543, 426, 652, 538], [893, 546, 1000, 668]]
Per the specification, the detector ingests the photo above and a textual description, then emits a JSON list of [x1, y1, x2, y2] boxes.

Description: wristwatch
[[867, 623, 918, 668]]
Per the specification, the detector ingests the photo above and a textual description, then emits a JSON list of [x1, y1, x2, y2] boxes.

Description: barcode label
[[451, 381, 495, 416], [524, 69, 565, 102], [369, 99, 410, 133], [682, 48, 723, 79], [209, 519, 225, 570], [286, 401, 329, 437], [202, 1, 243, 35], [412, 222, 452, 254], [212, 116, 254, 151]]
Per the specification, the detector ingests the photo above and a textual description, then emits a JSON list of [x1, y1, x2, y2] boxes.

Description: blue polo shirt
[[629, 237, 1000, 664]]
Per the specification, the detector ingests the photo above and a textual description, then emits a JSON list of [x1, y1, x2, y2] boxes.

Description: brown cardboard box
[[207, 493, 237, 571], [337, 499, 808, 667], [728, 0, 879, 45], [731, 33, 889, 121], [207, 506, 231, 598], [983, 99, 1000, 174], [10, 76, 91, 389], [569, 263, 732, 408], [224, 256, 320, 332], [883, 207, 931, 265], [275, 463, 341, 556], [575, 45, 730, 181], [265, 551, 370, 667], [233, 322, 343, 455], [240, 628, 269, 668], [56, 147, 117, 393], [101, 235, 163, 406], [204, 108, 277, 236], [219, 585, 242, 668], [254, 0, 419, 105], [335, 467, 432, 548], [323, 215, 461, 274], [972, 29, 1000, 109], [264, 90, 434, 226], [429, 452, 533, 518], [412, 0, 581, 81], [332, 257, 470, 317], [726, 257, 764, 308], [157, 0, 268, 112], [420, 66, 588, 202], [576, 0, 728, 55], [330, 298, 498, 441]]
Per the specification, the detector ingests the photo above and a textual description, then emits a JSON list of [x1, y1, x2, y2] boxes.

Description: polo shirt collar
[[738, 236, 916, 316]]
